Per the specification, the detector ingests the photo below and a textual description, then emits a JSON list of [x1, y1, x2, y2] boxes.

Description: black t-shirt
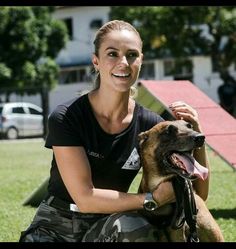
[[45, 93, 164, 202]]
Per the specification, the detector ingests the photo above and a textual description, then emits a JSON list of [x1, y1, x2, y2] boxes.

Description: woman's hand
[[152, 181, 175, 207], [169, 101, 210, 201], [169, 101, 202, 132]]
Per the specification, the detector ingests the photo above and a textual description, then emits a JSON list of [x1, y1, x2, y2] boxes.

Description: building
[[52, 7, 236, 109], [8, 6, 235, 113]]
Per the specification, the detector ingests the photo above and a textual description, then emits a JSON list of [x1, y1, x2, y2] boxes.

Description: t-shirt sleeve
[[147, 110, 165, 128], [45, 104, 83, 148], [139, 105, 165, 132]]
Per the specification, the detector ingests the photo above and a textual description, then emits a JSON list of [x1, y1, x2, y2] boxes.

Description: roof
[[137, 80, 236, 170]]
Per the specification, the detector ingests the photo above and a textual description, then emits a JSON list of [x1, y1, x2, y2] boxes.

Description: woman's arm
[[169, 101, 210, 201], [53, 146, 146, 213], [192, 143, 210, 201]]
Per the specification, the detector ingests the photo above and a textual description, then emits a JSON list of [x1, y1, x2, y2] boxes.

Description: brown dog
[[138, 120, 224, 242]]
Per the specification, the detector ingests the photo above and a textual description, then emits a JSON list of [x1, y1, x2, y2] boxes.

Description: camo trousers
[[19, 200, 159, 242]]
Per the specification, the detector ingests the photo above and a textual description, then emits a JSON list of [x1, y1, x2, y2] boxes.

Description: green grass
[[0, 139, 51, 242], [0, 140, 235, 242]]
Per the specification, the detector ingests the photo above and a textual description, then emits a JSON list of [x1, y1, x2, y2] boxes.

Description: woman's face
[[93, 29, 143, 93]]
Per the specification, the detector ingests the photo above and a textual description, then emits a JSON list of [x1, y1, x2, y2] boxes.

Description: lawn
[[0, 139, 235, 242]]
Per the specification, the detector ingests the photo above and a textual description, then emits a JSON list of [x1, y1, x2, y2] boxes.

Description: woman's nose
[[119, 56, 129, 66]]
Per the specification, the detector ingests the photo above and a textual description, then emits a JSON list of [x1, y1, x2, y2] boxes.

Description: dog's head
[[138, 120, 208, 180]]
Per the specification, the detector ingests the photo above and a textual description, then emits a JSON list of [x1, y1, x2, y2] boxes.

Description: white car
[[0, 102, 44, 139]]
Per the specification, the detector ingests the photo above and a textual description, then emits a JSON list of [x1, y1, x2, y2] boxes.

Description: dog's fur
[[138, 120, 224, 242]]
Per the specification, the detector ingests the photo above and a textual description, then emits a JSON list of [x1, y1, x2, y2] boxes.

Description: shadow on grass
[[210, 208, 236, 219]]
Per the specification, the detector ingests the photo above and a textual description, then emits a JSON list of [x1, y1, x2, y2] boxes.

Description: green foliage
[[110, 6, 236, 80], [0, 63, 11, 81], [0, 7, 68, 94]]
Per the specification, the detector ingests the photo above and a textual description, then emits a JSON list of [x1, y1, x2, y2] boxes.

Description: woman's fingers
[[169, 101, 201, 131]]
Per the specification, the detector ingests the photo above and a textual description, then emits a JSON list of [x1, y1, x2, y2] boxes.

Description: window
[[164, 60, 175, 76], [12, 107, 25, 114], [211, 57, 218, 73], [90, 19, 102, 30], [63, 18, 73, 40], [78, 69, 86, 82], [60, 68, 89, 84], [64, 70, 77, 84], [164, 59, 193, 81], [139, 62, 155, 79], [29, 107, 42, 115]]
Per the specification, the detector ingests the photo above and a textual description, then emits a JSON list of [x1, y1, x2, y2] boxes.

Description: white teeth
[[113, 73, 130, 77]]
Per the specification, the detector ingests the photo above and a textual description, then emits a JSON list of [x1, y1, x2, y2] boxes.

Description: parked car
[[0, 102, 44, 139]]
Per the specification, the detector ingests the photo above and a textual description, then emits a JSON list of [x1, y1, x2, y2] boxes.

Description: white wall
[[49, 82, 93, 112], [193, 56, 222, 103], [51, 7, 233, 107], [53, 7, 110, 65], [150, 56, 223, 103]]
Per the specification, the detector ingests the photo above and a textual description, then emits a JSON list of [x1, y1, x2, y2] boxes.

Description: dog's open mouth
[[168, 152, 208, 180]]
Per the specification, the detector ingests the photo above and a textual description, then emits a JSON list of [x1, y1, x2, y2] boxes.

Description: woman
[[19, 20, 210, 242]]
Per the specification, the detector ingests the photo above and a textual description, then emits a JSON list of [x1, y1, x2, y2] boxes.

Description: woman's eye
[[127, 52, 138, 58], [108, 52, 117, 57]]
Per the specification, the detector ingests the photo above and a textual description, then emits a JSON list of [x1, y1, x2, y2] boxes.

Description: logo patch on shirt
[[87, 150, 104, 159], [121, 148, 140, 170]]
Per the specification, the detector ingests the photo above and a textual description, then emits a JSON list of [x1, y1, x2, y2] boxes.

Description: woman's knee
[[99, 212, 159, 242]]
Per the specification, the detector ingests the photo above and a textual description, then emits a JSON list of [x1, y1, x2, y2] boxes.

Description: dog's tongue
[[172, 153, 208, 180]]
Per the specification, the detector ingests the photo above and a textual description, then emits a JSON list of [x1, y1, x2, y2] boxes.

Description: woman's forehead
[[101, 30, 142, 50]]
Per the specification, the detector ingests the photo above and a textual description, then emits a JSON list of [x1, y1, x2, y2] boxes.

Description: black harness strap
[[170, 177, 185, 230], [171, 176, 199, 242], [183, 179, 199, 242], [163, 157, 200, 242]]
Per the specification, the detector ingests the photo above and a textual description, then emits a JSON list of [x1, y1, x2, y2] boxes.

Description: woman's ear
[[92, 54, 99, 71], [139, 53, 143, 71], [141, 53, 144, 63]]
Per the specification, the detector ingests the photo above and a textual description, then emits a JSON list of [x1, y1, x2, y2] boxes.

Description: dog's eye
[[186, 123, 193, 129]]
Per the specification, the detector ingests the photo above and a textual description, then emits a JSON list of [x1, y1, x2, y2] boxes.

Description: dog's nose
[[194, 134, 205, 147]]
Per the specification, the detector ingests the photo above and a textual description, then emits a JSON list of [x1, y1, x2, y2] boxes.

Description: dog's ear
[[138, 131, 149, 147]]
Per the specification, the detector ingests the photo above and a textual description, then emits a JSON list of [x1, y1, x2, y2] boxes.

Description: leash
[[183, 179, 199, 242], [163, 156, 200, 241], [171, 176, 199, 242]]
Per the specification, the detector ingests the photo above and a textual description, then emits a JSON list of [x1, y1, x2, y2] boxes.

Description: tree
[[0, 6, 68, 97], [0, 7, 69, 136], [110, 6, 236, 84]]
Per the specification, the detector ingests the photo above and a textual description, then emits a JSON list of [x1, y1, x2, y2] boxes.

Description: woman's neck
[[89, 89, 132, 120], [88, 89, 135, 134]]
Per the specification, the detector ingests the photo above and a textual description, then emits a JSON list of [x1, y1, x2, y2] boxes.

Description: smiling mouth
[[112, 73, 131, 78]]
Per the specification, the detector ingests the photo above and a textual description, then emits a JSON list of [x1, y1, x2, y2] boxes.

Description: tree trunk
[[40, 86, 49, 140]]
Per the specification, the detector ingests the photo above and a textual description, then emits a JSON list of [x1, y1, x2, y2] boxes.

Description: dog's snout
[[194, 134, 205, 147]]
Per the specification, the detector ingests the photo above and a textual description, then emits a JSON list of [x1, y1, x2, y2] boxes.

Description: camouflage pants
[[19, 200, 159, 242]]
